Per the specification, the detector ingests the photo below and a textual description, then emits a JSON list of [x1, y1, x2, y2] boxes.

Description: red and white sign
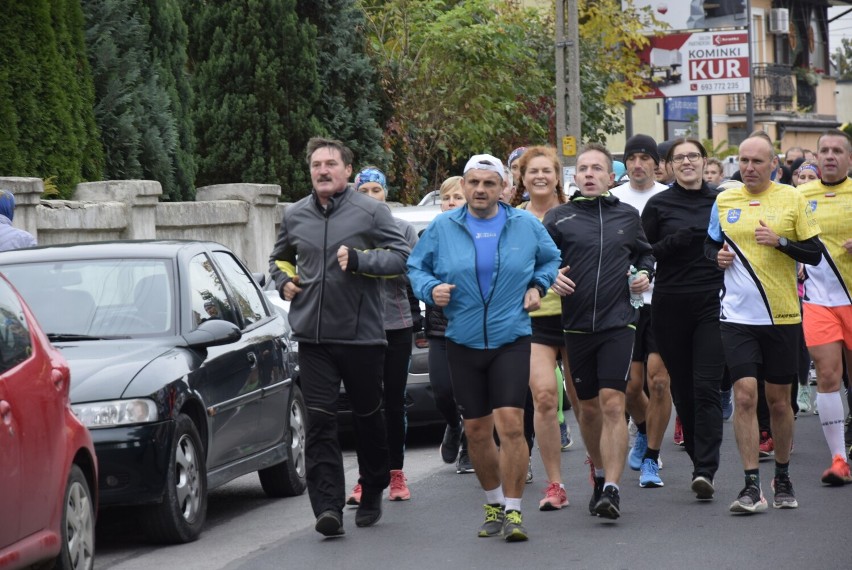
[[636, 30, 751, 99]]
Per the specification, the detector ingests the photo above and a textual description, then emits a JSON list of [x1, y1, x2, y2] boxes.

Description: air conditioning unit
[[769, 8, 789, 35]]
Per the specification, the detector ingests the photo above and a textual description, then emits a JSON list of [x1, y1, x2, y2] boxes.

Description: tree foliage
[[188, 0, 322, 202], [83, 0, 178, 194], [296, 0, 386, 175], [577, 0, 658, 142], [359, 0, 656, 201], [0, 0, 103, 197], [360, 0, 555, 202], [833, 37, 852, 81], [142, 0, 197, 200]]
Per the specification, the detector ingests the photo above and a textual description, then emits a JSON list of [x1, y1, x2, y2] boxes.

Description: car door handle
[[247, 352, 258, 369]]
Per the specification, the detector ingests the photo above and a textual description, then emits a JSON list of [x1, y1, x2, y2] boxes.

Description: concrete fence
[[0, 177, 288, 274]]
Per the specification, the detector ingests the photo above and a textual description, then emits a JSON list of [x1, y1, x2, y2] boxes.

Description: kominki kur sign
[[636, 30, 751, 99]]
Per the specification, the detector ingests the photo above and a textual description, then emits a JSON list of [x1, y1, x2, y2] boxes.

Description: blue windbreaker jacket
[[407, 202, 560, 349]]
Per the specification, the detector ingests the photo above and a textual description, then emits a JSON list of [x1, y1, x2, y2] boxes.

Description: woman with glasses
[[640, 138, 727, 501]]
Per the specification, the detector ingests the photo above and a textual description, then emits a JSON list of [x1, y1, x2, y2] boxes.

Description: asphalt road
[[94, 406, 850, 570]]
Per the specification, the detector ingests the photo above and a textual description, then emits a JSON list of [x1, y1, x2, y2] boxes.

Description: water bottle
[[628, 265, 644, 309]]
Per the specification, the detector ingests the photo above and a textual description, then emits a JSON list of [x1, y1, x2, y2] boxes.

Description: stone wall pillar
[[74, 180, 163, 239], [196, 184, 282, 273], [0, 177, 43, 242]]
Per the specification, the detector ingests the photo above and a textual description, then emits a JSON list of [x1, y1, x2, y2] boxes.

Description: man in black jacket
[[269, 137, 410, 537], [543, 143, 655, 521]]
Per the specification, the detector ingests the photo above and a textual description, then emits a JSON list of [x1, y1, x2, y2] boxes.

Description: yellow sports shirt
[[797, 178, 852, 307], [708, 181, 820, 325]]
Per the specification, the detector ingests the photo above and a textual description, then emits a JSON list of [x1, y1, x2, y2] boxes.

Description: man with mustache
[[269, 137, 410, 538]]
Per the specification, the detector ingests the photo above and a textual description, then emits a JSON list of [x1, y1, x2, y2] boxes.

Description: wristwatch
[[776, 237, 788, 250], [532, 283, 547, 297]]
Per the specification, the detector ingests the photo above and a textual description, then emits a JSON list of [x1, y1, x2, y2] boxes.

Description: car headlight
[[72, 399, 159, 428]]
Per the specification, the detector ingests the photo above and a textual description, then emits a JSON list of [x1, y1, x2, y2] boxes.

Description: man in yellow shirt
[[705, 132, 822, 514], [797, 129, 852, 485]]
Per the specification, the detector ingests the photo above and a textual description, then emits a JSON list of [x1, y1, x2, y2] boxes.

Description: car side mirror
[[182, 319, 242, 348]]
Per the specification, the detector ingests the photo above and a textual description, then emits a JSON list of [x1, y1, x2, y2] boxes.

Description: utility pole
[[556, 0, 582, 169]]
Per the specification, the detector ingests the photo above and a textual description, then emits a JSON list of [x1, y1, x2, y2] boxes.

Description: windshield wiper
[[47, 333, 107, 341]]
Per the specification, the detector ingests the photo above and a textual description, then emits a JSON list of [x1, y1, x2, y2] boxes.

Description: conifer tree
[[296, 0, 385, 174], [83, 0, 177, 193], [189, 0, 322, 202], [143, 0, 197, 200]]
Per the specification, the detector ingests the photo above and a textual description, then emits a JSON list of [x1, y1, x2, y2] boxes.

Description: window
[[212, 252, 267, 327], [0, 280, 32, 373], [189, 254, 236, 328]]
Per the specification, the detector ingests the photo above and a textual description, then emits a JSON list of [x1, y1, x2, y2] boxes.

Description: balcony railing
[[726, 63, 796, 113]]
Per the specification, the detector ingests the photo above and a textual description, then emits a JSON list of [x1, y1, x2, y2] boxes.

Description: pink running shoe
[[539, 481, 569, 511], [346, 482, 362, 506], [388, 469, 411, 501]]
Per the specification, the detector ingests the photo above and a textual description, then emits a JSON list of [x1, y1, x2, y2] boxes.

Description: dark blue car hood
[[57, 340, 173, 403]]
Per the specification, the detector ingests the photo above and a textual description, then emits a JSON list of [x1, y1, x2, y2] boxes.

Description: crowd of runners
[[269, 129, 852, 541]]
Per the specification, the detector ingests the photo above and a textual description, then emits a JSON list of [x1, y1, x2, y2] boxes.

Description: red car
[[0, 274, 97, 570]]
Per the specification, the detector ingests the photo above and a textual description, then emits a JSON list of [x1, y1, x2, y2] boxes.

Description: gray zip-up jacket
[[269, 186, 410, 345]]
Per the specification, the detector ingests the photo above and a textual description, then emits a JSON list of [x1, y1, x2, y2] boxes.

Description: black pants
[[299, 342, 389, 516], [427, 336, 461, 428], [653, 290, 724, 479], [382, 327, 412, 470]]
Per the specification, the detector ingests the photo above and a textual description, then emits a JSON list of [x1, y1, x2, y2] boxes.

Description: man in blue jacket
[[408, 154, 561, 542]]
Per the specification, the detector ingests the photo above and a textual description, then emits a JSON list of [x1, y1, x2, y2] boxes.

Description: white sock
[[505, 497, 522, 512], [484, 486, 505, 506], [594, 468, 605, 478], [816, 391, 846, 458]]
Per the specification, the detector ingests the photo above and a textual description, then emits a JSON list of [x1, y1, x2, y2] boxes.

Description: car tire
[[54, 464, 95, 570], [141, 413, 207, 543], [258, 385, 307, 497]]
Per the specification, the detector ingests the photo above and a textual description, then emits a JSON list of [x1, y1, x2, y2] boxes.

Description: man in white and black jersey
[[611, 135, 672, 488]]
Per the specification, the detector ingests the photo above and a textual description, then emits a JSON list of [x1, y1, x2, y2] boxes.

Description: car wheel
[[141, 413, 207, 543], [54, 464, 95, 570], [258, 385, 307, 497]]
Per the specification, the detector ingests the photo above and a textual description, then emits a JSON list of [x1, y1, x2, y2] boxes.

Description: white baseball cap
[[463, 154, 506, 181]]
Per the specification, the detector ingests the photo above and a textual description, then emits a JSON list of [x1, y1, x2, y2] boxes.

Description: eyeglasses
[[671, 152, 703, 164]]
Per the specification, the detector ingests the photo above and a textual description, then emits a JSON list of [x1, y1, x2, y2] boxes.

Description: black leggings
[[383, 327, 413, 470], [653, 291, 725, 479], [427, 337, 461, 428]]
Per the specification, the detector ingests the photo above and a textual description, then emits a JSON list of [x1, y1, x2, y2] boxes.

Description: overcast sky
[[829, 6, 852, 46]]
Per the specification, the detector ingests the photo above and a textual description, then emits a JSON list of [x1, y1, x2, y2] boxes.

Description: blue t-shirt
[[465, 207, 507, 299]]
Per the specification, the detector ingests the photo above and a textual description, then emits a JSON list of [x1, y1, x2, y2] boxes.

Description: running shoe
[[594, 486, 621, 520], [346, 482, 362, 506], [456, 450, 474, 474], [629, 432, 648, 471], [526, 459, 533, 484], [796, 385, 811, 414], [314, 510, 345, 537], [721, 389, 733, 420], [639, 458, 664, 488], [820, 454, 852, 486], [539, 482, 569, 511], [589, 476, 604, 516], [502, 510, 528, 542], [560, 421, 573, 451], [388, 469, 411, 501], [771, 474, 799, 509], [759, 431, 774, 459], [478, 503, 505, 538], [729, 484, 767, 514], [673, 416, 684, 446], [691, 475, 715, 500], [440, 423, 462, 464]]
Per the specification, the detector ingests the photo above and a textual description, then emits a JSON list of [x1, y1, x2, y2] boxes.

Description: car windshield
[[2, 259, 174, 338]]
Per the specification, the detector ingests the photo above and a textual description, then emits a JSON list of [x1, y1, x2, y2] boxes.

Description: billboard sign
[[625, 1, 747, 33], [636, 30, 750, 99]]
